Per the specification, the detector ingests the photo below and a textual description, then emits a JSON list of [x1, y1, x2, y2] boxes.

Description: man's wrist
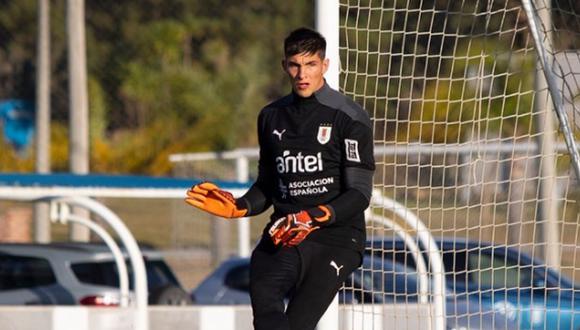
[[235, 197, 250, 215], [307, 205, 335, 225]]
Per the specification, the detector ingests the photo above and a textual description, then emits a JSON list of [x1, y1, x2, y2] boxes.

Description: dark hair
[[284, 27, 326, 59]]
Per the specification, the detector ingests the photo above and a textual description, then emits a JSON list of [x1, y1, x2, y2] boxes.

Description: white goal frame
[[315, 0, 580, 329]]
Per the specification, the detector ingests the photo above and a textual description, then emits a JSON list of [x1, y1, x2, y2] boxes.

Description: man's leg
[[285, 241, 361, 330], [250, 238, 301, 330]]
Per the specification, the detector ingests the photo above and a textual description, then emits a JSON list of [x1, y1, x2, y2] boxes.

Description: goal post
[[321, 0, 580, 329], [521, 0, 580, 177], [170, 2, 580, 328]]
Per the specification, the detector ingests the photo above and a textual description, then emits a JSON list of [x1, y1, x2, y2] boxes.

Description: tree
[[0, 0, 314, 174]]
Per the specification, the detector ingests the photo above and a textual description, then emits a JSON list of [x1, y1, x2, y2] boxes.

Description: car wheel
[[149, 285, 193, 306]]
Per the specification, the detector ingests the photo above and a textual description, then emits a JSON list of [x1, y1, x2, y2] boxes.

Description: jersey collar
[[291, 81, 332, 107]]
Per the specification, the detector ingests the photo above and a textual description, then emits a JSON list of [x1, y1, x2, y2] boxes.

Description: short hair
[[284, 27, 326, 59]]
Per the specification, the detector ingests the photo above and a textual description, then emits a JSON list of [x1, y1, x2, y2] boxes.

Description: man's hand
[[185, 182, 247, 218], [268, 206, 333, 246]]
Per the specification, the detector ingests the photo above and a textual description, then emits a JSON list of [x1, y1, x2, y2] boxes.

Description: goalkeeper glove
[[185, 182, 247, 218], [268, 205, 333, 246]]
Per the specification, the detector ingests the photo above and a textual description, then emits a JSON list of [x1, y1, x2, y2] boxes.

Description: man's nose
[[297, 67, 306, 79]]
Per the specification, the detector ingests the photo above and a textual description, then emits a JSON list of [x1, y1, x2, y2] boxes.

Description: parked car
[[192, 238, 580, 330], [0, 242, 192, 306], [366, 237, 580, 330], [191, 255, 410, 306]]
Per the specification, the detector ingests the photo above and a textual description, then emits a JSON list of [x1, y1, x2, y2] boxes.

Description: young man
[[185, 27, 375, 330]]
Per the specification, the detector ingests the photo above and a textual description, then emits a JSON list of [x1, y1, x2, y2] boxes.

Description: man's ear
[[281, 59, 287, 72], [322, 58, 330, 74]]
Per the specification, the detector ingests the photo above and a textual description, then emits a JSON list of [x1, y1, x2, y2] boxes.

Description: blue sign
[[0, 99, 35, 153]]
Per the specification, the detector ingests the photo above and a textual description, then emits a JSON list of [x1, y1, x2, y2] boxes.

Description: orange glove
[[268, 206, 332, 246], [185, 182, 247, 218]]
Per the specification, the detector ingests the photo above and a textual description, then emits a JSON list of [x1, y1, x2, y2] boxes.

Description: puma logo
[[330, 260, 344, 277], [273, 129, 286, 141]]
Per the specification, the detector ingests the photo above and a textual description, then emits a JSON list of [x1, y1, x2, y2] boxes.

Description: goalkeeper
[[186, 27, 375, 330]]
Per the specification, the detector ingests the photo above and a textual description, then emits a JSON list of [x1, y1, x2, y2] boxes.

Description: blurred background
[[0, 0, 317, 289], [0, 0, 314, 286], [0, 0, 579, 294], [0, 0, 314, 174]]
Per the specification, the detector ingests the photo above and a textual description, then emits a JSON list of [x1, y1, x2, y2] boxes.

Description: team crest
[[317, 125, 332, 145]]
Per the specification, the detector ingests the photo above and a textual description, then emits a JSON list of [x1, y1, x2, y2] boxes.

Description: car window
[[145, 260, 180, 289], [372, 242, 541, 292], [441, 247, 535, 290], [368, 250, 417, 271], [347, 258, 420, 304], [373, 248, 462, 290], [467, 249, 533, 289], [0, 255, 56, 291], [71, 259, 179, 290], [441, 249, 469, 289], [71, 261, 120, 288], [373, 261, 419, 294]]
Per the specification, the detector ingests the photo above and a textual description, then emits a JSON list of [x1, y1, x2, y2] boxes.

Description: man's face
[[283, 52, 329, 98]]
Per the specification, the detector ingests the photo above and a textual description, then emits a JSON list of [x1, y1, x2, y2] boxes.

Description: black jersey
[[243, 83, 375, 252]]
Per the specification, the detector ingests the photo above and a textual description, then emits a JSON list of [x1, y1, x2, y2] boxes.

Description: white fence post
[[50, 202, 130, 307], [51, 196, 149, 330], [315, 0, 340, 328], [236, 156, 251, 257]]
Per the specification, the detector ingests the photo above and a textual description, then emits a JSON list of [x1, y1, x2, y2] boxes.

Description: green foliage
[[340, 1, 539, 144], [403, 38, 536, 143], [3, 1, 567, 174], [0, 121, 69, 172], [88, 77, 107, 141], [0, 138, 35, 172], [0, 0, 313, 174]]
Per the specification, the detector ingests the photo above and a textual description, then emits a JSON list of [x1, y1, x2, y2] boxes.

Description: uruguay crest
[[317, 124, 332, 144]]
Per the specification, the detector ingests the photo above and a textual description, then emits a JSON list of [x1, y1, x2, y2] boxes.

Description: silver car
[[0, 242, 192, 306]]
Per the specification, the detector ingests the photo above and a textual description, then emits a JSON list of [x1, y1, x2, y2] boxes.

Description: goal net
[[339, 0, 580, 329]]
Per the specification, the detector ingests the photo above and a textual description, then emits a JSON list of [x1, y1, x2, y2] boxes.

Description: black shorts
[[250, 237, 361, 330]]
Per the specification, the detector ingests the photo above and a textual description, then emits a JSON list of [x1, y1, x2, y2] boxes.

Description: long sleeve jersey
[[238, 82, 375, 252]]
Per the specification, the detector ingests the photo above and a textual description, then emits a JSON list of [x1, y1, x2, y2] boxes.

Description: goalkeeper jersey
[[243, 82, 375, 252]]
